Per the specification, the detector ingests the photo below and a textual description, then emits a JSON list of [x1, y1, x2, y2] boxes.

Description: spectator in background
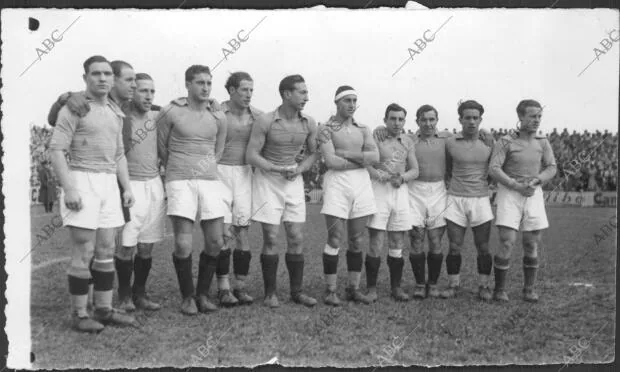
[[38, 159, 57, 213], [491, 127, 617, 192]]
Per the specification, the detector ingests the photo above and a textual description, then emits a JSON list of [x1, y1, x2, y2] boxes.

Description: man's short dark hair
[[516, 99, 542, 117], [185, 65, 211, 82], [458, 100, 484, 118], [416, 104, 438, 121], [83, 55, 110, 74], [279, 74, 305, 99], [135, 73, 153, 82], [110, 60, 133, 78], [225, 71, 253, 92], [384, 103, 407, 119]]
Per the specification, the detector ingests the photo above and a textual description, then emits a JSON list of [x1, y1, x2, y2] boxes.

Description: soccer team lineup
[[46, 55, 557, 333]]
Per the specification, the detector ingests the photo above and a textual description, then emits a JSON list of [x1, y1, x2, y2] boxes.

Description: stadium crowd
[[299, 128, 618, 193], [31, 125, 617, 203]]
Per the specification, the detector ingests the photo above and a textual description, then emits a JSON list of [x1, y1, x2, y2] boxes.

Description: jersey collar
[[221, 100, 261, 118], [273, 105, 309, 122]]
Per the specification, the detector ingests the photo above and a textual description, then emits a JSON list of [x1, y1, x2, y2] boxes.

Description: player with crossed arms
[[318, 85, 380, 306]]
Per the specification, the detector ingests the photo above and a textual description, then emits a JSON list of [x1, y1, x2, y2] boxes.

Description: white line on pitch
[[32, 257, 71, 272]]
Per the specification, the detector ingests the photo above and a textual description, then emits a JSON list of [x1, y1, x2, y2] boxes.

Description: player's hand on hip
[[66, 92, 90, 118], [64, 189, 83, 211], [122, 190, 135, 208]]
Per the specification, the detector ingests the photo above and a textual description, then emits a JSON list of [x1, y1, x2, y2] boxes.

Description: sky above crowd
[[2, 8, 619, 134]]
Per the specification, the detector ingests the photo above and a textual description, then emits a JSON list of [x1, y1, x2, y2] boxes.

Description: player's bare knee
[[94, 246, 115, 261], [262, 244, 278, 255], [116, 245, 136, 260], [387, 232, 405, 251], [174, 233, 193, 257], [327, 230, 342, 249], [522, 240, 538, 258], [410, 226, 425, 244], [348, 231, 364, 252], [475, 242, 491, 255], [262, 228, 279, 247], [136, 243, 154, 259], [368, 244, 382, 258], [287, 234, 304, 253], [448, 241, 462, 255], [68, 264, 91, 279], [205, 235, 224, 256]]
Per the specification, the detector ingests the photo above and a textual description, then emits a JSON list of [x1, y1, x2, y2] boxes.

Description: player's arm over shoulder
[[304, 116, 319, 154], [155, 103, 176, 164], [245, 113, 271, 166], [50, 106, 80, 150]]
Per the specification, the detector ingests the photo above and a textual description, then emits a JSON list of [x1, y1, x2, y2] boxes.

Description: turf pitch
[[28, 204, 616, 368]]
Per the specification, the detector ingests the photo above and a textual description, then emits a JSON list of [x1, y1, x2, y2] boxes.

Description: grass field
[[28, 204, 616, 368]]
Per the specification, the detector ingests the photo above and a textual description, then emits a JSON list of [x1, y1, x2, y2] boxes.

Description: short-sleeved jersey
[[50, 99, 125, 174], [446, 132, 494, 197], [320, 116, 375, 169], [489, 132, 557, 184], [409, 130, 452, 182], [125, 110, 159, 181], [256, 107, 316, 167], [373, 134, 415, 176], [156, 98, 227, 182], [219, 101, 263, 166]]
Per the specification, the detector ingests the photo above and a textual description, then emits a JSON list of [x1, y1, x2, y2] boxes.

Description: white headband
[[334, 89, 357, 102]]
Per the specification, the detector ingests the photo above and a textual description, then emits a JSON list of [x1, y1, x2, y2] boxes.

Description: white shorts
[[217, 164, 252, 226], [367, 182, 411, 231], [121, 177, 166, 246], [252, 168, 305, 225], [495, 184, 549, 231], [444, 194, 494, 228], [165, 179, 231, 222], [408, 180, 448, 229], [320, 169, 376, 219], [60, 170, 124, 230]]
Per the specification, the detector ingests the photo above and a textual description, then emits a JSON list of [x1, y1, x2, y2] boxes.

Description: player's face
[[285, 82, 309, 111], [132, 79, 155, 113], [416, 110, 438, 136], [230, 79, 254, 108], [83, 62, 113, 97], [186, 73, 212, 102], [384, 110, 406, 136], [113, 67, 137, 101], [459, 108, 482, 136], [336, 95, 357, 119], [519, 106, 542, 134]]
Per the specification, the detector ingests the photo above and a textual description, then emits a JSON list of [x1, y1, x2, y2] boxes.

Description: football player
[[245, 74, 319, 308], [441, 100, 495, 301], [215, 72, 264, 306], [114, 73, 165, 312], [366, 103, 419, 302], [156, 65, 229, 315], [318, 85, 379, 306], [49, 55, 136, 332], [489, 100, 557, 302]]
